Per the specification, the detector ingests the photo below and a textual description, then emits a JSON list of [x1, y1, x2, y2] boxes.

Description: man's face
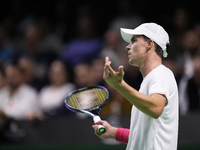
[[126, 35, 148, 66]]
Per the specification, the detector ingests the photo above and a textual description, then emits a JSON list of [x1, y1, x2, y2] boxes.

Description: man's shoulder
[[154, 64, 174, 76], [145, 64, 176, 84]]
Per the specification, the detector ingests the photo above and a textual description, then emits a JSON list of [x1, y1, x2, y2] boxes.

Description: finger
[[92, 125, 100, 136], [103, 66, 110, 78], [92, 124, 103, 136], [92, 124, 99, 130], [105, 56, 109, 63], [105, 56, 111, 66], [105, 65, 115, 76], [118, 65, 124, 76], [104, 57, 112, 78]]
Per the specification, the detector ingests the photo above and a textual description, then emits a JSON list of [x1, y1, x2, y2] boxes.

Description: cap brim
[[120, 28, 142, 43]]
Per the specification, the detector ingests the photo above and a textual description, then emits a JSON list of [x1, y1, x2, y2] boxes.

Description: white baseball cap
[[120, 23, 170, 57]]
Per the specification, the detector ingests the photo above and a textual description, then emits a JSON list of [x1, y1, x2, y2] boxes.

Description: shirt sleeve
[[148, 70, 170, 104]]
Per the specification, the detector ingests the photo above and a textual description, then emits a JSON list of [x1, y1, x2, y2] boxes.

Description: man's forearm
[[115, 80, 165, 118]]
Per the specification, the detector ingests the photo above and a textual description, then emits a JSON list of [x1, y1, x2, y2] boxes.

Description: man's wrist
[[115, 128, 130, 144], [112, 79, 125, 90], [110, 127, 118, 139]]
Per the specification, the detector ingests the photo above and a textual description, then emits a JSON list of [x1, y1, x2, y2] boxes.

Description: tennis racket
[[64, 85, 109, 134]]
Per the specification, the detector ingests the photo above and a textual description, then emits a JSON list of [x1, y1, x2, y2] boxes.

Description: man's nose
[[126, 43, 131, 51]]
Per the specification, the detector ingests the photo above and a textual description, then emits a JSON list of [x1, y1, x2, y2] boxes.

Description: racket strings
[[67, 88, 107, 110]]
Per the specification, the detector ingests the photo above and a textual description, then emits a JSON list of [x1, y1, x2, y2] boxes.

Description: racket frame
[[64, 85, 109, 117], [64, 85, 109, 134]]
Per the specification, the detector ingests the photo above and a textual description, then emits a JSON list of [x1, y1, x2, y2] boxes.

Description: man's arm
[[103, 57, 166, 119], [115, 80, 166, 118]]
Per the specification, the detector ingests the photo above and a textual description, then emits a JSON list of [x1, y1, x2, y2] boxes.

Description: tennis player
[[92, 23, 179, 150]]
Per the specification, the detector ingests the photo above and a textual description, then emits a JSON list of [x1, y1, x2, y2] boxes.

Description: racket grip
[[97, 125, 106, 134], [93, 116, 106, 134]]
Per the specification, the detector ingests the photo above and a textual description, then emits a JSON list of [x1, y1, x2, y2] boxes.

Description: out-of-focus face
[[183, 30, 200, 51], [104, 30, 121, 49], [91, 58, 104, 84], [18, 57, 34, 84], [126, 35, 148, 66], [49, 60, 67, 86], [74, 63, 94, 88], [25, 25, 41, 53], [5, 65, 23, 89]]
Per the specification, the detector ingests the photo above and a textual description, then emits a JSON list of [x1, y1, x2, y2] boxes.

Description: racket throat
[[90, 109, 100, 116]]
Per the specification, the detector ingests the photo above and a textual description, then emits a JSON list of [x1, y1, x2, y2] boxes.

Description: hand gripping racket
[[64, 85, 109, 134]]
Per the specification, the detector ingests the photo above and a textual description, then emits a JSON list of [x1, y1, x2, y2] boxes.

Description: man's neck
[[139, 54, 162, 78]]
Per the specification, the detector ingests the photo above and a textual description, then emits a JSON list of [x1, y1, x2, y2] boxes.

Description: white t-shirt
[[39, 83, 75, 112], [0, 84, 39, 120], [126, 65, 179, 150]]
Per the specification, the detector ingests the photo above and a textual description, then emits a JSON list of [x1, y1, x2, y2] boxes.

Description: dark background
[[0, 0, 199, 39]]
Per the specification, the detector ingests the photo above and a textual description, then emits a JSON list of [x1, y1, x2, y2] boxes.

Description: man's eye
[[131, 39, 136, 43]]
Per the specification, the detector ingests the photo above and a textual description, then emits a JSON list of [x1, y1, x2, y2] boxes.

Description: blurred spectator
[[179, 56, 200, 115], [177, 29, 200, 81], [73, 62, 96, 88], [100, 29, 126, 70], [16, 24, 59, 90], [18, 57, 35, 85], [170, 8, 192, 45], [21, 25, 48, 88], [186, 56, 200, 112], [18, 16, 63, 53], [38, 60, 76, 118], [17, 56, 46, 91], [168, 8, 194, 59], [59, 13, 103, 68], [91, 57, 105, 86], [0, 62, 40, 121], [178, 29, 200, 115], [0, 60, 42, 143], [179, 30, 200, 78]]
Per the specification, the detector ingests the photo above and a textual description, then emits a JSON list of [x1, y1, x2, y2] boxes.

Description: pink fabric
[[115, 128, 130, 144]]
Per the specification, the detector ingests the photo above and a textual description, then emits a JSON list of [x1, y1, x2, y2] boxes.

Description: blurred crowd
[[0, 0, 200, 143]]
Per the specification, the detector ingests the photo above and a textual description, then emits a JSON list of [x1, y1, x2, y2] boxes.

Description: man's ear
[[147, 39, 154, 50]]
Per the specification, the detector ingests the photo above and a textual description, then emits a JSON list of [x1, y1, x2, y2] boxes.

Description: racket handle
[[97, 125, 106, 134], [93, 116, 106, 134]]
